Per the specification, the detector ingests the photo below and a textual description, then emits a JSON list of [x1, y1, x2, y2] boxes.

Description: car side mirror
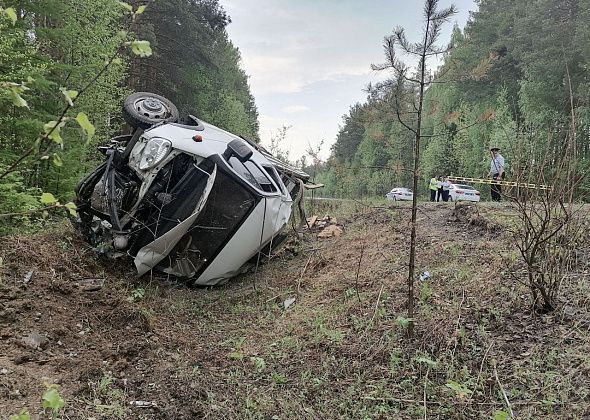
[[223, 139, 253, 163]]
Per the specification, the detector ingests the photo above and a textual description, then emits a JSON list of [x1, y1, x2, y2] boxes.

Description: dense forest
[[0, 0, 257, 232], [317, 0, 590, 198]]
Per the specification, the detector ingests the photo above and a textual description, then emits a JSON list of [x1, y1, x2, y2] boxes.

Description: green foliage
[[92, 373, 127, 418], [1, 0, 259, 235], [127, 287, 145, 302], [445, 380, 473, 398], [127, 40, 152, 57], [492, 410, 510, 420], [271, 372, 288, 385], [317, 0, 590, 198], [2, 7, 17, 25], [42, 384, 66, 412], [250, 356, 266, 372], [414, 355, 438, 368], [395, 315, 411, 329], [132, 0, 259, 139], [0, 0, 130, 231], [75, 112, 95, 143], [8, 409, 30, 420]]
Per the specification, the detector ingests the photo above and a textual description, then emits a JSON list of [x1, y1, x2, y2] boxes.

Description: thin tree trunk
[[407, 16, 430, 337]]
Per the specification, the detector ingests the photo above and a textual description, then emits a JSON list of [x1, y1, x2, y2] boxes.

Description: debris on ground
[[74, 278, 105, 292], [306, 215, 343, 238], [130, 400, 157, 408], [20, 332, 48, 350], [23, 270, 33, 284], [317, 225, 344, 238], [282, 297, 296, 309]]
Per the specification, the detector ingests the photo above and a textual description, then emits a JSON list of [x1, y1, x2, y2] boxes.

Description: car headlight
[[139, 137, 171, 170]]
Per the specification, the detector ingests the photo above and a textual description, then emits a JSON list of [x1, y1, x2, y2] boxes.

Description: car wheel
[[123, 92, 179, 129]]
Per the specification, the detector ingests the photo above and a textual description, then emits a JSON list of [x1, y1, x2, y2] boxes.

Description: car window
[[226, 157, 281, 194], [244, 161, 277, 193], [456, 184, 475, 190], [262, 165, 287, 195], [227, 156, 262, 189]]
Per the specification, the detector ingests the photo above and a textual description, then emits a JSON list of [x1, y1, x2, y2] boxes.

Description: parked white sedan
[[386, 187, 413, 201], [449, 183, 481, 202]]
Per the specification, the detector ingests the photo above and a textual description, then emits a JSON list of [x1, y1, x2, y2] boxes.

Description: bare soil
[[1, 202, 589, 419]]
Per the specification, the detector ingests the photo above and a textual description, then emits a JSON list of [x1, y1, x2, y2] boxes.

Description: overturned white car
[[74, 92, 309, 285]]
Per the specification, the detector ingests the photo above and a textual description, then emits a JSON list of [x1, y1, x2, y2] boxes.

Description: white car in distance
[[448, 183, 481, 202], [386, 187, 413, 201]]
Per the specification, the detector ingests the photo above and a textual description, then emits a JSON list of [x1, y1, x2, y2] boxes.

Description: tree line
[[315, 0, 590, 198], [0, 0, 258, 233]]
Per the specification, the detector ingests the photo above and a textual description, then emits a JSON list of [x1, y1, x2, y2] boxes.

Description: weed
[[271, 373, 287, 385], [455, 266, 472, 282], [42, 383, 65, 418], [445, 380, 473, 399], [250, 356, 266, 371], [388, 350, 402, 374], [90, 373, 127, 418], [443, 243, 462, 257], [414, 355, 437, 369], [344, 288, 356, 300], [394, 315, 411, 330], [419, 281, 432, 303], [127, 287, 145, 302], [312, 316, 345, 343], [226, 336, 246, 360], [137, 307, 154, 329], [245, 397, 258, 411], [9, 410, 30, 420]]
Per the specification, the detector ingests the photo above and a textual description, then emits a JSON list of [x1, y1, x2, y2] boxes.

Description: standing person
[[488, 147, 505, 201], [428, 176, 438, 202], [436, 176, 443, 202], [442, 176, 451, 202]]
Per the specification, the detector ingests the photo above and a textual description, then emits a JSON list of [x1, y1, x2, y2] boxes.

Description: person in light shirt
[[488, 147, 505, 201], [441, 176, 451, 202]]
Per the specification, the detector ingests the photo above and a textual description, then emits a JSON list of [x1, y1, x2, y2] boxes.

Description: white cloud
[[221, 0, 477, 161], [282, 105, 310, 114]]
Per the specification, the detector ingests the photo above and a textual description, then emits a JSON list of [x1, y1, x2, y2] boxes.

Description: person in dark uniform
[[488, 147, 505, 201], [436, 176, 443, 202]]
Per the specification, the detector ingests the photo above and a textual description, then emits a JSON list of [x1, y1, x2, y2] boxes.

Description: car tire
[[123, 92, 179, 129]]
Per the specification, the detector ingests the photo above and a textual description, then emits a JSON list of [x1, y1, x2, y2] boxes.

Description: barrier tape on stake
[[448, 176, 549, 190]]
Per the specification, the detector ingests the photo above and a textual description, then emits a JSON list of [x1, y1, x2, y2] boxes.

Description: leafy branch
[[0, 5, 151, 183]]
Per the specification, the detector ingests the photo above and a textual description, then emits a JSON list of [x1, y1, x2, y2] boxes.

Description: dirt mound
[[451, 202, 501, 233]]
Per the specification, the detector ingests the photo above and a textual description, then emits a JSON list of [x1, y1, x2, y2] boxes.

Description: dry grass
[[1, 202, 589, 418]]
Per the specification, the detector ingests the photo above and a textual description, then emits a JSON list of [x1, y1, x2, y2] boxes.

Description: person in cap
[[428, 175, 438, 202], [488, 147, 505, 201]]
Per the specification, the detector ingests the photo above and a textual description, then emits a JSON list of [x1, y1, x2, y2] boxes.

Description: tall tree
[[372, 0, 456, 336], [128, 0, 259, 140]]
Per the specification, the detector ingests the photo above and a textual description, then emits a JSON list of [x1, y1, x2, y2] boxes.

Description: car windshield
[[455, 184, 476, 190]]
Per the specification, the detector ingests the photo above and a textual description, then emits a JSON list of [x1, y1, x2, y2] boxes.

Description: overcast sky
[[219, 0, 478, 161]]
